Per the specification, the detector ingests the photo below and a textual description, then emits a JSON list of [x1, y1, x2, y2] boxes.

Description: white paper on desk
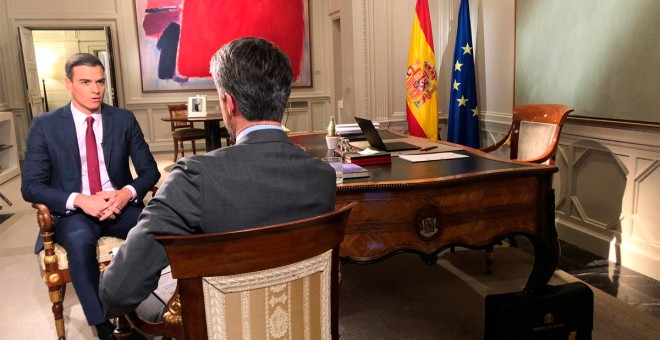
[[399, 152, 468, 162], [153, 265, 177, 304], [358, 148, 382, 155]]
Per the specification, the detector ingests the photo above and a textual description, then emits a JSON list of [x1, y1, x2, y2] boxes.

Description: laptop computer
[[354, 117, 420, 152]]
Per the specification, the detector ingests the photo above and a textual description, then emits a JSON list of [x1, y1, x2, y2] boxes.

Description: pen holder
[[325, 136, 339, 150]]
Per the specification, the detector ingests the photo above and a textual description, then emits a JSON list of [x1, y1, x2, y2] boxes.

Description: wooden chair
[[124, 202, 358, 340], [34, 187, 158, 340], [481, 104, 574, 165], [479, 104, 573, 273], [167, 104, 206, 162]]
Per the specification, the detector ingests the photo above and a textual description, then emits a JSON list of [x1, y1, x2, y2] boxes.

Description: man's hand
[[73, 194, 115, 220], [95, 188, 134, 220]]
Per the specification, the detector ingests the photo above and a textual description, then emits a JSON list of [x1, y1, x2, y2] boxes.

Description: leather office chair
[[167, 104, 206, 162], [34, 187, 158, 340], [123, 202, 358, 340], [480, 104, 573, 273]]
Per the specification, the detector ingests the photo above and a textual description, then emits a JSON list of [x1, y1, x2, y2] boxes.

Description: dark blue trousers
[[53, 205, 143, 325]]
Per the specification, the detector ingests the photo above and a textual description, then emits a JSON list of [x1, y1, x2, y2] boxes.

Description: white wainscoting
[[125, 96, 332, 153], [483, 112, 660, 281]]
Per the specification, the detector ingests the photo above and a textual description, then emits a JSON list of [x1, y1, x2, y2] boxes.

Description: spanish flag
[[406, 0, 438, 141]]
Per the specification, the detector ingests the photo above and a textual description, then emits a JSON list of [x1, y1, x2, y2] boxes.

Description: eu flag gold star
[[457, 96, 468, 106], [454, 60, 463, 71], [462, 43, 473, 55], [472, 106, 479, 117], [453, 79, 461, 90]]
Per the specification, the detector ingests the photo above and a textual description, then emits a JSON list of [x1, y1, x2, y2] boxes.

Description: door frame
[[16, 23, 123, 118]]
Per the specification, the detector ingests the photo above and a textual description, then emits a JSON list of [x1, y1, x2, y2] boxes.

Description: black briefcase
[[485, 282, 594, 340]]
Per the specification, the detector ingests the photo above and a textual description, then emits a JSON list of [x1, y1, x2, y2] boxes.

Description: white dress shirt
[[65, 103, 136, 210]]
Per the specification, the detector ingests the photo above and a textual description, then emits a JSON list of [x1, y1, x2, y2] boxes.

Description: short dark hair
[[210, 37, 293, 122], [65, 53, 105, 80]]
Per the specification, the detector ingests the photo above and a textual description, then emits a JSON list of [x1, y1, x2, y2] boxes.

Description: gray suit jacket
[[100, 129, 336, 317]]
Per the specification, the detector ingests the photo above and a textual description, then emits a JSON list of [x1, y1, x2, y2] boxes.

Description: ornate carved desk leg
[[485, 245, 494, 275], [524, 190, 560, 294]]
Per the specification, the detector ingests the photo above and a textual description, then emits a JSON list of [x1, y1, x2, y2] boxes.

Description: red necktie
[[86, 116, 102, 195]]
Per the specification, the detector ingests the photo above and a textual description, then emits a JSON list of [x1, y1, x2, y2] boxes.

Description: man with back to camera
[[99, 37, 337, 322], [21, 53, 160, 339]]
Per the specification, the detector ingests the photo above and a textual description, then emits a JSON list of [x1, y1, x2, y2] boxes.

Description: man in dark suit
[[21, 53, 160, 339], [99, 37, 337, 321]]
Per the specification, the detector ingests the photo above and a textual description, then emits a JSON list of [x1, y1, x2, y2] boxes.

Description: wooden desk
[[161, 114, 225, 152], [289, 132, 559, 293]]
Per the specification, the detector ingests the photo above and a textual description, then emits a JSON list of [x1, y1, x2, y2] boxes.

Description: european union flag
[[447, 0, 480, 148]]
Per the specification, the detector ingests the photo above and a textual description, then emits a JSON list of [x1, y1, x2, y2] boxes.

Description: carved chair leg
[[49, 285, 66, 340], [113, 315, 133, 339], [173, 141, 179, 163], [191, 140, 197, 155], [179, 141, 185, 158], [338, 264, 343, 293], [485, 245, 494, 275]]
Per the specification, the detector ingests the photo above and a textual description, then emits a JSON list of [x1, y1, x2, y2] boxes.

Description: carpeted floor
[[338, 248, 660, 339], [3, 205, 658, 340]]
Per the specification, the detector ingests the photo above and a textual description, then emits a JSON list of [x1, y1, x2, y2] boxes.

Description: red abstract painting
[[135, 0, 311, 92]]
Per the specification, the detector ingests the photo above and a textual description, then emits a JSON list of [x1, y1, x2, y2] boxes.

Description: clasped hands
[[75, 188, 133, 221]]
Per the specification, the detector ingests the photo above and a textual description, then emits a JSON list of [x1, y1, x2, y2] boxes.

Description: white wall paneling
[[555, 121, 660, 280], [485, 115, 660, 281]]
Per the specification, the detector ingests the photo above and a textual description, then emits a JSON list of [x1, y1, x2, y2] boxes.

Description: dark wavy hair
[[65, 53, 105, 80], [210, 37, 293, 122]]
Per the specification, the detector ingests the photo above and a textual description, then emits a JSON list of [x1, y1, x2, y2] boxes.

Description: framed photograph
[[188, 95, 207, 117], [134, 0, 312, 92]]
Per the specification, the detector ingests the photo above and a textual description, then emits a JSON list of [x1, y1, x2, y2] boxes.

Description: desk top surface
[[289, 132, 557, 190]]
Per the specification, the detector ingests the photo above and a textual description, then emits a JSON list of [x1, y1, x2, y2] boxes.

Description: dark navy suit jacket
[[21, 103, 161, 253]]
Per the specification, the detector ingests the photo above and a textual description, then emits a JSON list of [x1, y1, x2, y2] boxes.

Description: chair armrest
[[518, 148, 556, 164], [124, 289, 183, 339], [480, 130, 512, 154], [32, 203, 54, 233], [141, 186, 159, 206], [125, 312, 183, 340], [32, 203, 62, 277]]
